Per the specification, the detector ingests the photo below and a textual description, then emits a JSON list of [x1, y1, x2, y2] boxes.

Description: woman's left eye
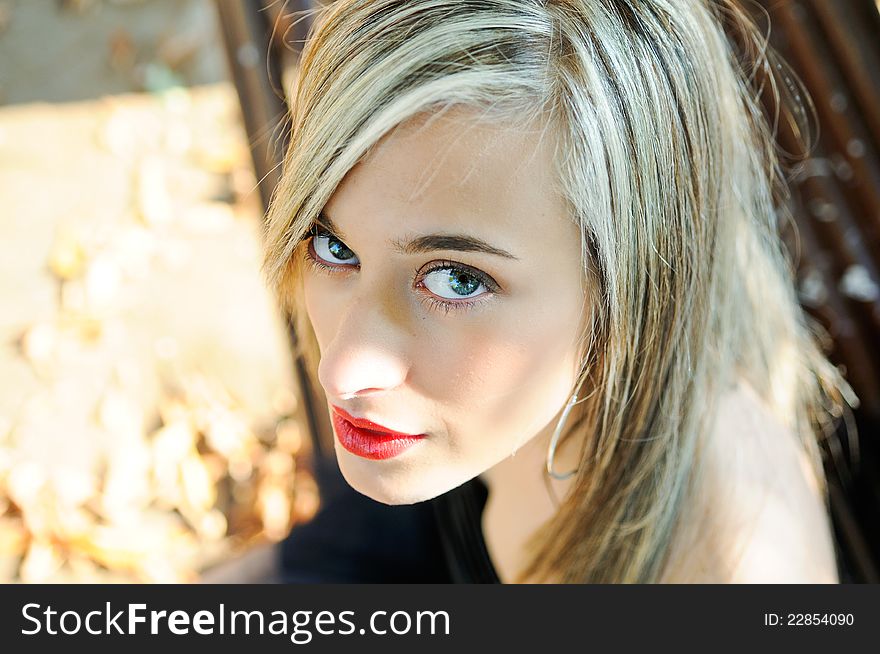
[[302, 226, 499, 315], [420, 267, 487, 300]]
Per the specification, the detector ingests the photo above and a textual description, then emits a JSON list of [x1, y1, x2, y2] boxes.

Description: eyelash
[[299, 224, 499, 315]]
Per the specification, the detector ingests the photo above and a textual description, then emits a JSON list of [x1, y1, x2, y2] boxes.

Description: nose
[[316, 279, 412, 401]]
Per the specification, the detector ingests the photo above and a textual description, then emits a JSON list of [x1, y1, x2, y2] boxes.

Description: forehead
[[325, 107, 572, 254]]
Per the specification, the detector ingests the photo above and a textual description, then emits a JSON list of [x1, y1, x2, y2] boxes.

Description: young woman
[[263, 0, 857, 583]]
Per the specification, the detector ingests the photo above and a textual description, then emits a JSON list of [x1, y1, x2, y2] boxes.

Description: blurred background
[[0, 0, 878, 583], [0, 0, 317, 583]]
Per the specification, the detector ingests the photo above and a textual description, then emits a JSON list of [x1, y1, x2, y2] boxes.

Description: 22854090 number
[[764, 613, 854, 626]]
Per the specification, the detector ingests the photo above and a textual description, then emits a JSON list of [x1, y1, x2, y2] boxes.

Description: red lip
[[330, 405, 426, 460], [330, 405, 423, 438]]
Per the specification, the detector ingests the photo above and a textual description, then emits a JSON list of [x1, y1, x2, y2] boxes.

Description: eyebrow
[[316, 212, 520, 261]]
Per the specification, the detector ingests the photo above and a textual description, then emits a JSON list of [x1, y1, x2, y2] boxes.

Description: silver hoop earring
[[546, 392, 579, 481]]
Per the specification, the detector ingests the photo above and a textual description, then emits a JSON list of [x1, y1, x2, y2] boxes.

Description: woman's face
[[300, 108, 588, 504]]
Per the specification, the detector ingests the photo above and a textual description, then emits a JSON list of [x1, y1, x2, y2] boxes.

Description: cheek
[[301, 269, 337, 351], [415, 295, 583, 455]]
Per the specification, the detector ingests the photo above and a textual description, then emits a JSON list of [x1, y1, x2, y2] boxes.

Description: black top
[[432, 472, 502, 583], [280, 454, 501, 583], [281, 454, 862, 583]]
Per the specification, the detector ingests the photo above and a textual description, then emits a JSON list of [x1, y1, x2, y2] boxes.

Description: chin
[[334, 447, 459, 506]]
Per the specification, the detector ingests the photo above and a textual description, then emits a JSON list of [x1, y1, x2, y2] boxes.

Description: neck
[[479, 417, 579, 498], [477, 412, 582, 583]]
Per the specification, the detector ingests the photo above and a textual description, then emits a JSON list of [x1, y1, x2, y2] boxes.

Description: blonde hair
[[262, 0, 857, 582]]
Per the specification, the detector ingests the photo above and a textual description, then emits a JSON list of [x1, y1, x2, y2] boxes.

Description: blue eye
[[312, 230, 359, 266], [301, 224, 500, 315], [421, 267, 485, 300]]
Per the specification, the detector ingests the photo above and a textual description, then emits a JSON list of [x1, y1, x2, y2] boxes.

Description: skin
[[661, 379, 840, 583], [297, 106, 839, 583], [299, 107, 587, 514]]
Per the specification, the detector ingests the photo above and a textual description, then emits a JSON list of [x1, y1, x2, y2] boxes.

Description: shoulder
[[663, 379, 839, 583]]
